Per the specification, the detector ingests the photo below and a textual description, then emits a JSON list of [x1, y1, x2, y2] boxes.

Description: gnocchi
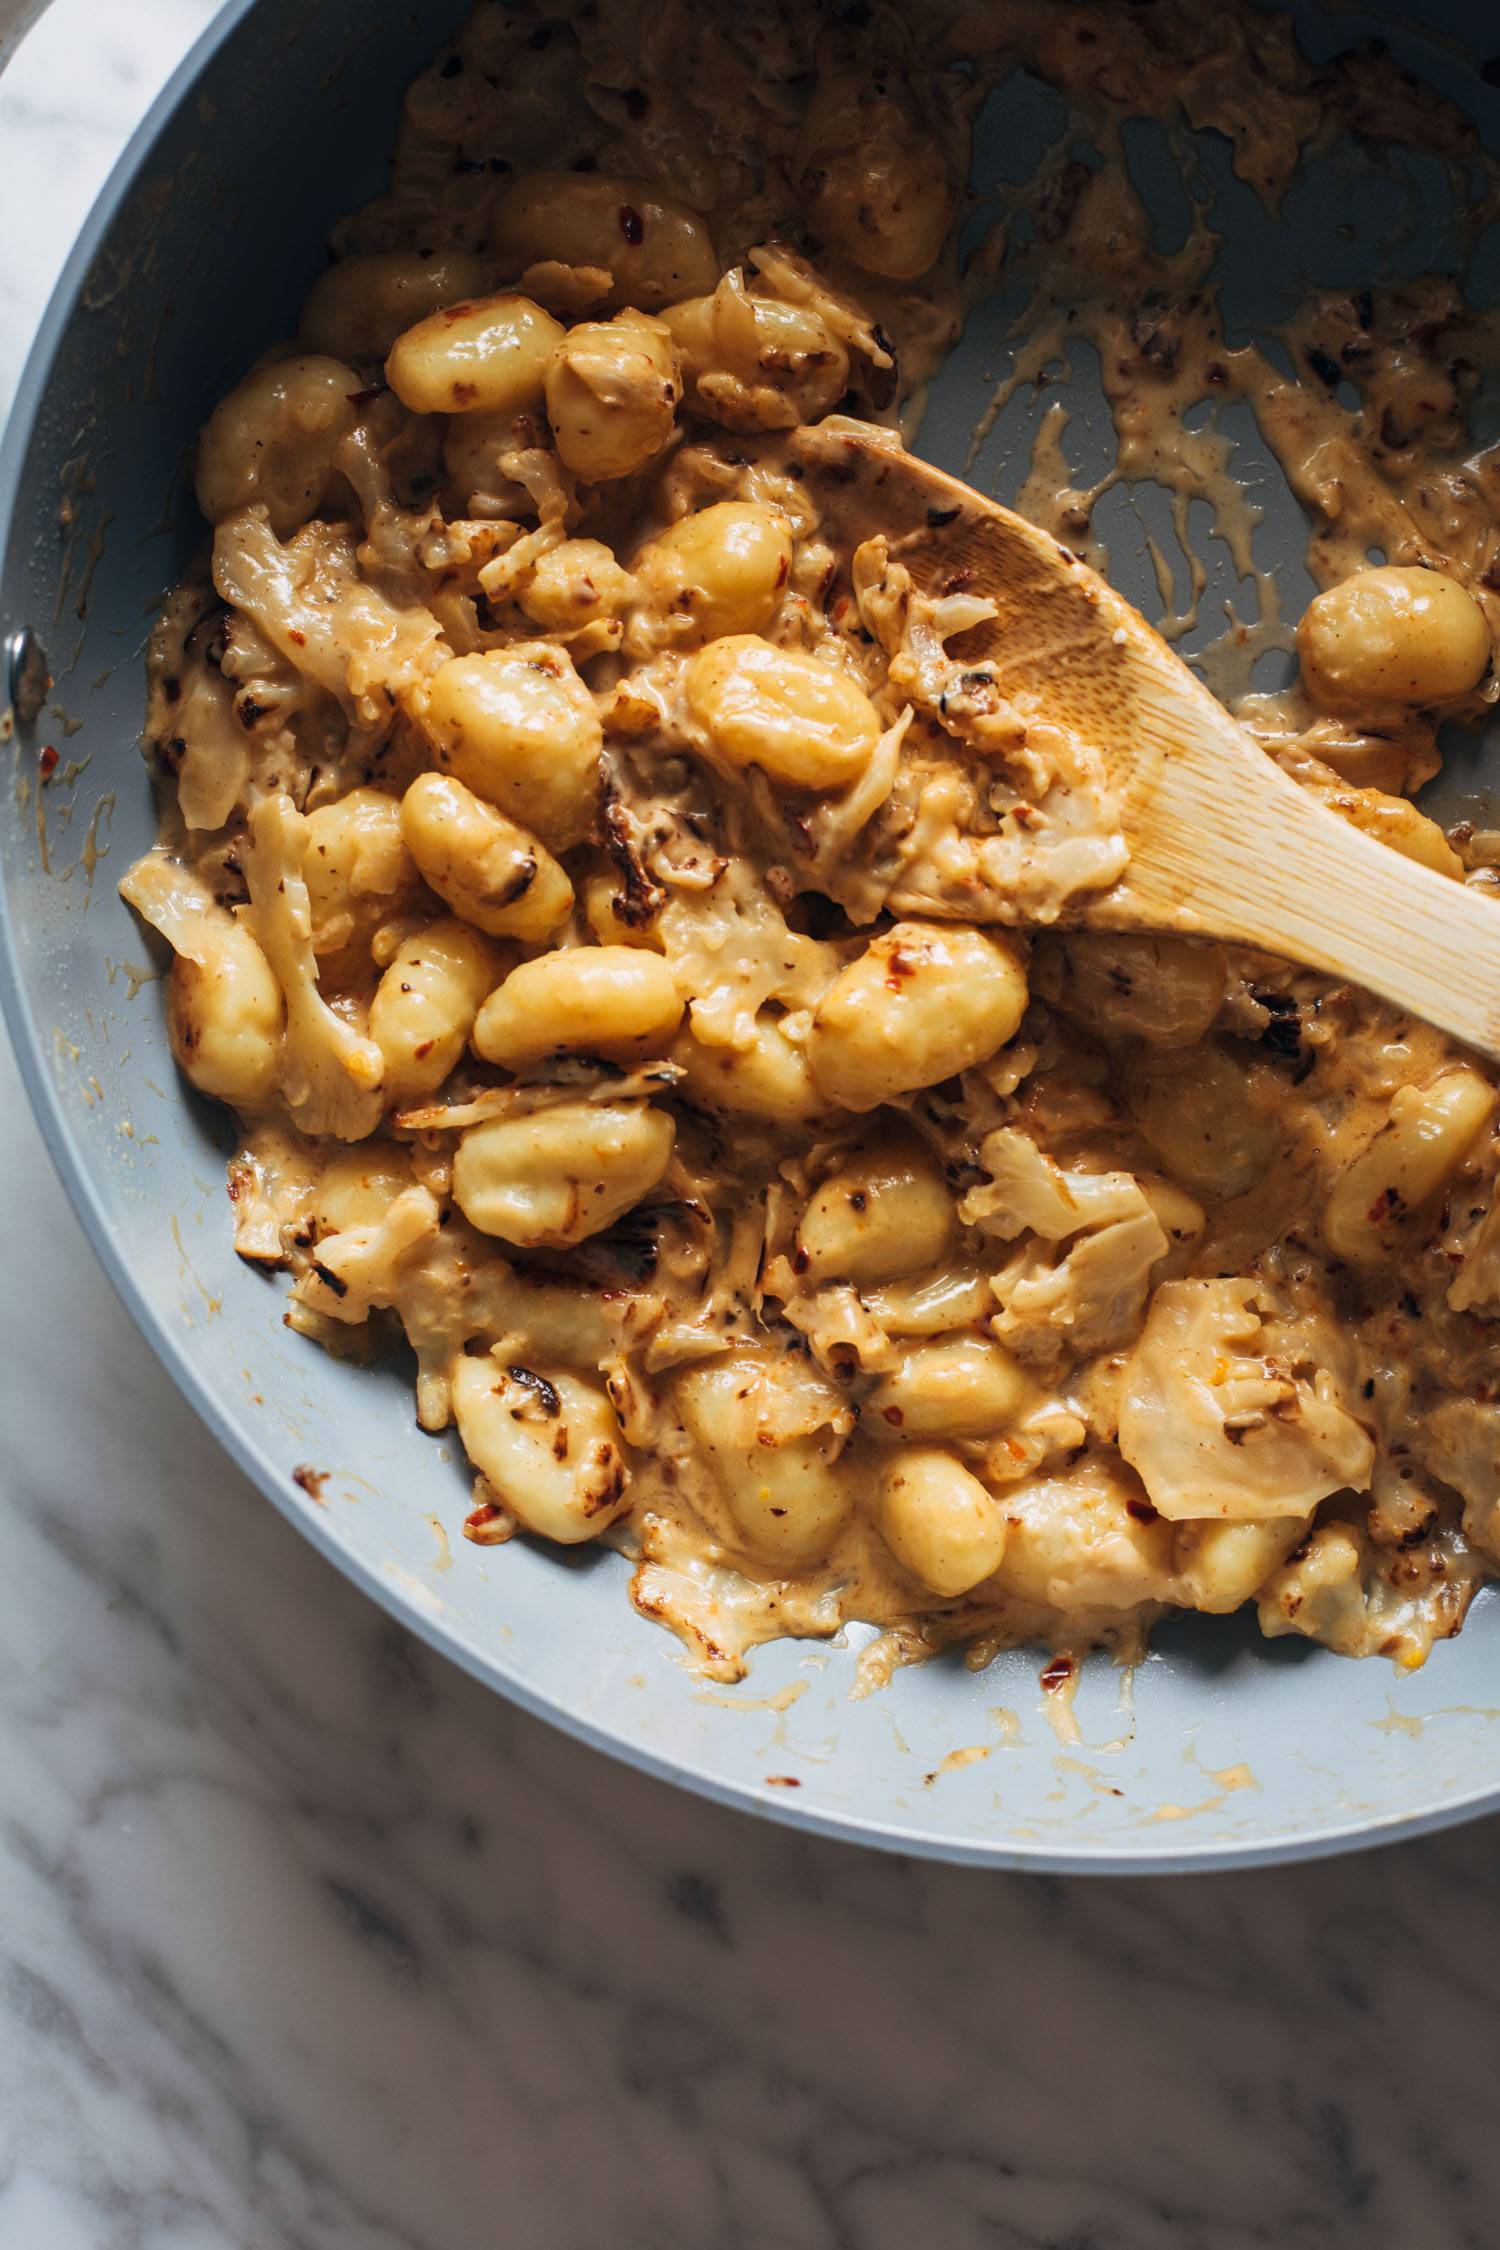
[[441, 409, 536, 514], [866, 1337, 1030, 1441], [807, 924, 1029, 1112], [303, 789, 421, 983], [1032, 933, 1227, 1049], [1174, 1515, 1312, 1614], [386, 292, 565, 417], [399, 773, 574, 942], [684, 636, 882, 790], [420, 644, 602, 850], [544, 312, 681, 481], [633, 505, 793, 646], [1298, 566, 1491, 712], [451, 1352, 631, 1544], [669, 1014, 827, 1124], [797, 1139, 955, 1286], [473, 947, 683, 1068], [875, 1449, 1008, 1597], [1127, 1045, 1276, 1200], [1323, 1067, 1497, 1265], [369, 917, 507, 1105], [300, 248, 489, 362], [168, 919, 284, 1109], [674, 1353, 854, 1566], [793, 68, 958, 280], [313, 1143, 416, 1237], [195, 355, 360, 535], [661, 281, 851, 431], [452, 1102, 674, 1247], [490, 169, 719, 310], [993, 1461, 1177, 1614]]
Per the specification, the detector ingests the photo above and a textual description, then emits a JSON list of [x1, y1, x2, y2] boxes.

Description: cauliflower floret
[[292, 1190, 538, 1429], [1448, 1189, 1500, 1316], [1119, 1280, 1374, 1522], [963, 1130, 1176, 1361], [963, 1128, 1149, 1242], [1256, 1524, 1370, 1654], [213, 510, 449, 724], [153, 618, 251, 833], [993, 1453, 1177, 1613], [294, 1185, 443, 1323], [242, 793, 385, 1141], [992, 1207, 1171, 1362], [662, 267, 853, 433], [1420, 1399, 1500, 1562], [658, 859, 840, 1050], [745, 244, 895, 373], [1257, 1517, 1480, 1668]]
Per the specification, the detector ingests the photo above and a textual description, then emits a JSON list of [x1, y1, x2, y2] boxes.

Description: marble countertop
[[4, 8, 1500, 2245]]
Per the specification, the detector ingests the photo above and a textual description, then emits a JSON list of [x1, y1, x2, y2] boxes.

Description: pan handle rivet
[[4, 627, 51, 728]]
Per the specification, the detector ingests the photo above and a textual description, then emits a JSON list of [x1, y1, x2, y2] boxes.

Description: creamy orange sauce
[[122, 0, 1500, 1686]]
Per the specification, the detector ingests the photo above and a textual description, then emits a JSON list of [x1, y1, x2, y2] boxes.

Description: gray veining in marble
[[4, 9, 1500, 2246]]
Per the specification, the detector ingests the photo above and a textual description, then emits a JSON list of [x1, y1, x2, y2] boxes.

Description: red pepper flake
[[1040, 1653, 1075, 1692], [292, 1464, 330, 1503], [464, 1498, 515, 1547], [38, 744, 58, 778], [766, 1774, 802, 1788], [287, 629, 307, 646], [618, 203, 645, 246]]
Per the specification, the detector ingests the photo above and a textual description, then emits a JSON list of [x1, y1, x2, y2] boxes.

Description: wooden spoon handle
[[1127, 724, 1500, 1060]]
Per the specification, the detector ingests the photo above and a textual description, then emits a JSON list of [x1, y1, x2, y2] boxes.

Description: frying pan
[[4, 0, 1499, 1871]]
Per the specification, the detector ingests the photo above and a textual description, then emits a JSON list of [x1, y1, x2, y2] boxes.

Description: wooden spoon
[[795, 421, 1500, 1061]]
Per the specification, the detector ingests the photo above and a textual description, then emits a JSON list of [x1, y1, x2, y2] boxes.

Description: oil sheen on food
[[121, 0, 1500, 1685]]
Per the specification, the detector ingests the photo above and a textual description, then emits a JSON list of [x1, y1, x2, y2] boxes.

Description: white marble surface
[[5, 8, 1500, 2247]]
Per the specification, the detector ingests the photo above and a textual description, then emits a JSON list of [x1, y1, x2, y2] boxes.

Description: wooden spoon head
[[792, 419, 1222, 828], [792, 418, 1307, 935], [793, 422, 1500, 1068]]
